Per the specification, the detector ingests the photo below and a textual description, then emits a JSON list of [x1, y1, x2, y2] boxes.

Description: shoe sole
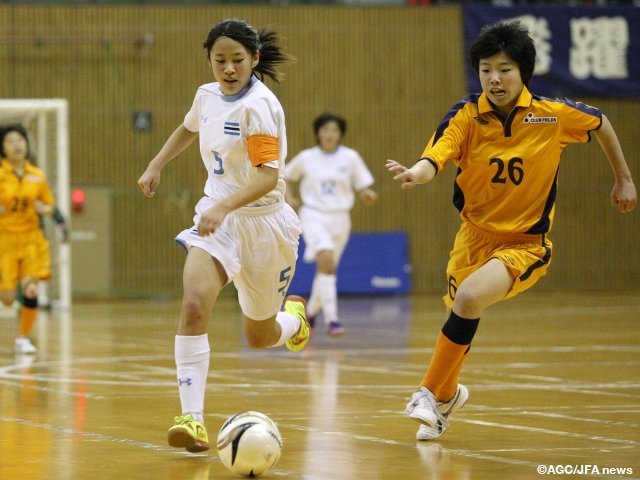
[[416, 422, 445, 441], [168, 428, 210, 452]]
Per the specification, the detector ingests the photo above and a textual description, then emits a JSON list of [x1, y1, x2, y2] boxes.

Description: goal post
[[0, 99, 71, 309]]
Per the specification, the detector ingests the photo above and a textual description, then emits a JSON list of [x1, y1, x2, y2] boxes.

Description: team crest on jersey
[[523, 112, 557, 124]]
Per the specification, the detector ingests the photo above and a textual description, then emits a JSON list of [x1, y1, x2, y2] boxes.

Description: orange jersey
[[0, 160, 55, 234], [422, 86, 602, 235]]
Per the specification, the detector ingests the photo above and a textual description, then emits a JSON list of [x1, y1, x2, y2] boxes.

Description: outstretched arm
[[385, 158, 437, 189], [594, 115, 637, 213]]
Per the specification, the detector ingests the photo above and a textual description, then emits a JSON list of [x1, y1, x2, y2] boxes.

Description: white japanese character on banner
[[570, 16, 629, 80]]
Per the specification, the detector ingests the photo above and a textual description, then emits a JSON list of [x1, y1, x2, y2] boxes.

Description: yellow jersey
[[422, 86, 602, 235], [0, 159, 55, 234]]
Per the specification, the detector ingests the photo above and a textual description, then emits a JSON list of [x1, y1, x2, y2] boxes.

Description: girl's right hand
[[386, 159, 417, 189], [138, 166, 161, 197]]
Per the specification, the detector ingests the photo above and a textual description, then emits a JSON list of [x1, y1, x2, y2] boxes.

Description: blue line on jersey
[[224, 122, 240, 136]]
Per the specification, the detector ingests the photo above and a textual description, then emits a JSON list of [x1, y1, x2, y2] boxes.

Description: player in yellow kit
[[387, 21, 637, 441], [0, 124, 56, 354]]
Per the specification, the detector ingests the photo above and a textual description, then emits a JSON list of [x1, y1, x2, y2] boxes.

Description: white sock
[[270, 311, 301, 347], [307, 276, 322, 317], [317, 273, 338, 324], [175, 334, 210, 423]]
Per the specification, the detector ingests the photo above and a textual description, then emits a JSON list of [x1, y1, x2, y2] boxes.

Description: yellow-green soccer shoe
[[168, 414, 210, 452], [284, 295, 310, 352]]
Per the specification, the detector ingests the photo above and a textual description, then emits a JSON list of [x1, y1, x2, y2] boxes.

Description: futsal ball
[[217, 411, 283, 477]]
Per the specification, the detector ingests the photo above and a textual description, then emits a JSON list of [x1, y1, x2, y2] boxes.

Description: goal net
[[0, 99, 71, 309]]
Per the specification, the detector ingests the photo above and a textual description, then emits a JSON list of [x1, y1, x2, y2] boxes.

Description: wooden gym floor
[[0, 290, 638, 479]]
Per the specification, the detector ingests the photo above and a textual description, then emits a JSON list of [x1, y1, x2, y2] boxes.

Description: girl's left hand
[[198, 205, 229, 236], [360, 188, 378, 206], [611, 179, 637, 213]]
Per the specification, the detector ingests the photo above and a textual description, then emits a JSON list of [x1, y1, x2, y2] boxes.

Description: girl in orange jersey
[[387, 21, 636, 441], [0, 124, 56, 354]]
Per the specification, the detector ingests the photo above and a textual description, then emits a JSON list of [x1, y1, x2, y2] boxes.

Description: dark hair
[[203, 18, 293, 84], [0, 123, 31, 159], [313, 113, 347, 137], [469, 21, 536, 85]]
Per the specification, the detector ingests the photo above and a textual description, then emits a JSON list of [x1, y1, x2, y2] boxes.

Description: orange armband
[[247, 135, 279, 166]]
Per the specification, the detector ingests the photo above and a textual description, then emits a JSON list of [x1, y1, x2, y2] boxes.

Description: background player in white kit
[[137, 18, 310, 453], [285, 113, 377, 336]]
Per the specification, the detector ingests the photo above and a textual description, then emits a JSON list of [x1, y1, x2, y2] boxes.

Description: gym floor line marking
[[0, 415, 309, 478], [459, 418, 639, 446]]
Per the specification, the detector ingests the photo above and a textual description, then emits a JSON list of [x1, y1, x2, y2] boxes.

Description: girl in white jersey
[[285, 113, 378, 336], [137, 19, 309, 453]]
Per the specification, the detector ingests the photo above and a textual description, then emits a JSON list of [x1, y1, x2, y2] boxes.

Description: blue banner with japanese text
[[463, 4, 640, 98]]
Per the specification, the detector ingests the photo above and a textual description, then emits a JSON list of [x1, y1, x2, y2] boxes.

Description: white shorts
[[176, 198, 302, 320], [298, 206, 350, 264]]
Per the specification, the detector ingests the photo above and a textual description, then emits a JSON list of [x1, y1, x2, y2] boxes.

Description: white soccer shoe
[[15, 337, 37, 354], [406, 384, 468, 440]]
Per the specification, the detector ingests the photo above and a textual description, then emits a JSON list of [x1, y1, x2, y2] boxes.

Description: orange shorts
[[443, 222, 552, 308], [0, 230, 48, 290], [37, 235, 52, 281]]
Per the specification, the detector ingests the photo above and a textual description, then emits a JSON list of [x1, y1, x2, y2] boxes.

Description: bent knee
[[21, 278, 38, 298], [0, 296, 15, 307], [180, 297, 208, 330], [451, 287, 485, 318], [0, 288, 17, 305]]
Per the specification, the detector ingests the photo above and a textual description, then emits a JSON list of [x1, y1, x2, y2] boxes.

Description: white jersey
[[285, 145, 374, 212], [183, 76, 287, 207]]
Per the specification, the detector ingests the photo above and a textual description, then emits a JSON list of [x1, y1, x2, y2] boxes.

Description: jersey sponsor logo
[[224, 121, 240, 136], [178, 377, 192, 386], [523, 112, 557, 124]]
